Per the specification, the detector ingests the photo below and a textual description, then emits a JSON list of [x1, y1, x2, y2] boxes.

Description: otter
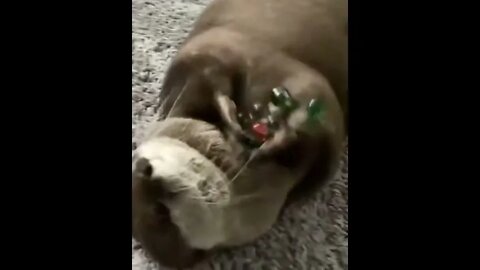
[[132, 0, 347, 268]]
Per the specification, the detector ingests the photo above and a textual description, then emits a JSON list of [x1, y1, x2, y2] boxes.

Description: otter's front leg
[[254, 110, 301, 157], [215, 93, 306, 157]]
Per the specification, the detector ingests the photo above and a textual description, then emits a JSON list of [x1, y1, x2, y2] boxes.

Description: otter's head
[[132, 118, 246, 268]]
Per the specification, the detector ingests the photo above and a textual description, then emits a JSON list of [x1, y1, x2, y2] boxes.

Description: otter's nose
[[133, 157, 175, 200], [133, 157, 153, 178]]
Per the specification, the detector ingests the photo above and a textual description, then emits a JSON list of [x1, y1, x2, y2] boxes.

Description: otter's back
[[191, 0, 348, 110]]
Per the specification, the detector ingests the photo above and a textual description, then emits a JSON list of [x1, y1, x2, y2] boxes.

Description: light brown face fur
[[132, 0, 347, 268]]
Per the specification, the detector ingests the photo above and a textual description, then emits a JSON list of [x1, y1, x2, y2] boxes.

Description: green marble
[[306, 99, 326, 126], [271, 87, 298, 114]]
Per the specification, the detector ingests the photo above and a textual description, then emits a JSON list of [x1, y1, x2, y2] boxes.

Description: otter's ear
[[133, 158, 153, 179]]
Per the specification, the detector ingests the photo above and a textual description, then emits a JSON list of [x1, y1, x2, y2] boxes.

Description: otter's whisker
[[165, 78, 191, 119], [189, 192, 262, 206], [170, 186, 196, 193], [227, 146, 262, 186], [188, 196, 219, 203], [229, 192, 263, 204], [202, 201, 226, 205], [225, 167, 237, 178]]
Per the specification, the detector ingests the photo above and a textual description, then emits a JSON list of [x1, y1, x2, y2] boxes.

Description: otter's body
[[187, 0, 348, 113], [133, 0, 348, 268]]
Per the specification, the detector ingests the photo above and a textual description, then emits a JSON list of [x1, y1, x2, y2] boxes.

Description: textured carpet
[[132, 0, 348, 269]]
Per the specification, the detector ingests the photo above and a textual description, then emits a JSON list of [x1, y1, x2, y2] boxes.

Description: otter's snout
[[132, 157, 174, 201], [133, 157, 153, 178], [132, 155, 209, 268], [132, 136, 230, 266]]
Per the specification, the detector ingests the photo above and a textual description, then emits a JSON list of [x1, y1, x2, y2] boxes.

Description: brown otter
[[132, 0, 347, 268]]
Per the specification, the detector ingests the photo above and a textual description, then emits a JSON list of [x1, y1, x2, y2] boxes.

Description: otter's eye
[[154, 201, 170, 220]]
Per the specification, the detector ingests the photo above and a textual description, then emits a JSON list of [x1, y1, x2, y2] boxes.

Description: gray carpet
[[132, 0, 348, 269]]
